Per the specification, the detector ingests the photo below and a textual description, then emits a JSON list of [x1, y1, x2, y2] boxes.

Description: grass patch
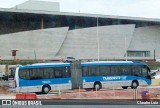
[[146, 62, 160, 70]]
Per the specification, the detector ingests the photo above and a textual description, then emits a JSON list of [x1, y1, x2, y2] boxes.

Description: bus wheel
[[42, 85, 51, 94], [122, 86, 128, 89], [131, 81, 138, 89], [94, 82, 102, 91]]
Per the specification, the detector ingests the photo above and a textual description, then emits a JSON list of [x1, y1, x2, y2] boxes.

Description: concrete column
[[41, 18, 44, 29]]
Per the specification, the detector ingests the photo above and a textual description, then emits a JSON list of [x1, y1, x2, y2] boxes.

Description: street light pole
[[125, 36, 127, 61], [97, 17, 99, 61], [34, 50, 37, 61]]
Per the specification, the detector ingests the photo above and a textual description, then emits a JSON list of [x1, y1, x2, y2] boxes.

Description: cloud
[[108, 0, 160, 18], [59, 0, 160, 18], [0, 0, 28, 8]]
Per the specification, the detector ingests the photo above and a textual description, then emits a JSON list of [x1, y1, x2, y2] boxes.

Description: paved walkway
[[0, 95, 15, 99]]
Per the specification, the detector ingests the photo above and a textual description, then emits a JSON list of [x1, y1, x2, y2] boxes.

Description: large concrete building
[[0, 0, 160, 61]]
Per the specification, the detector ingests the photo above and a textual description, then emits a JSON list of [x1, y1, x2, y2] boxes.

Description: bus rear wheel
[[42, 85, 51, 94], [122, 86, 128, 89], [94, 82, 102, 91], [131, 81, 138, 89]]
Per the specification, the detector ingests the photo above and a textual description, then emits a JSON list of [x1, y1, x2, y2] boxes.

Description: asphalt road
[[0, 105, 160, 108], [41, 99, 138, 105]]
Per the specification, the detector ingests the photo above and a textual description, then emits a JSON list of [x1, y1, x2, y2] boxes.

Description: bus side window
[[31, 69, 42, 80], [49, 68, 55, 78], [19, 69, 30, 80], [132, 66, 142, 76], [111, 66, 121, 76], [89, 66, 99, 76], [35, 68, 43, 79], [19, 69, 26, 79], [26, 70, 30, 80], [54, 68, 62, 78], [99, 66, 110, 76], [82, 66, 89, 76], [29, 69, 36, 80], [43, 68, 52, 79], [121, 66, 132, 75]]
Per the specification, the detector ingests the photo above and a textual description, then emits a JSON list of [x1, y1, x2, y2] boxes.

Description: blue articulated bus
[[12, 61, 151, 94], [81, 61, 151, 90]]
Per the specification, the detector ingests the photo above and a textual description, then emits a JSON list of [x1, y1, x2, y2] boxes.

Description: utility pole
[[97, 17, 99, 61], [125, 36, 127, 61]]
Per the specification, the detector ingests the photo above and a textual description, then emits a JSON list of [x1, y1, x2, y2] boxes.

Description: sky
[[0, 0, 160, 19]]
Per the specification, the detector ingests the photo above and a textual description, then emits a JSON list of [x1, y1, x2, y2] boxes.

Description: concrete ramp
[[0, 27, 69, 60], [58, 24, 135, 60], [99, 24, 135, 59]]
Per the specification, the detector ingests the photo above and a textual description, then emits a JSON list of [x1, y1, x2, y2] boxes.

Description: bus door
[[71, 61, 82, 89]]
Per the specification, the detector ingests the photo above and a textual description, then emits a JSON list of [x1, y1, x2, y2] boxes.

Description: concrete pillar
[[41, 18, 44, 29], [71, 61, 82, 89]]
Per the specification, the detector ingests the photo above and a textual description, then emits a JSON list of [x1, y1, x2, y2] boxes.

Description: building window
[[127, 51, 150, 57]]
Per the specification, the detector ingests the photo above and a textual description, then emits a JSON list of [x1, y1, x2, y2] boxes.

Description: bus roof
[[19, 61, 147, 69], [19, 62, 70, 69], [31, 62, 70, 66], [81, 61, 147, 66]]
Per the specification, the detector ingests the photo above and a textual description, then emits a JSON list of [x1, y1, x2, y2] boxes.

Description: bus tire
[[94, 82, 102, 91], [42, 85, 51, 94], [122, 86, 128, 89], [131, 81, 138, 89]]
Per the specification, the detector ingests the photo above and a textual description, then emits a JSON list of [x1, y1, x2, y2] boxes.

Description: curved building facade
[[0, 1, 160, 61]]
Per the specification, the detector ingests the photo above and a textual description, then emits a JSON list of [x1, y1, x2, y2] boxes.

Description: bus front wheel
[[42, 85, 51, 94], [131, 81, 138, 89]]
